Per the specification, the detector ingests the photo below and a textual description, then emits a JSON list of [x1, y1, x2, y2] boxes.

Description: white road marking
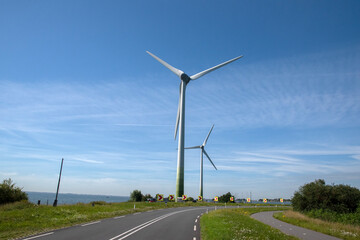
[[193, 237, 196, 240], [81, 221, 101, 227], [114, 216, 125, 219], [194, 225, 197, 231], [23, 232, 54, 240], [133, 213, 140, 215], [195, 219, 198, 223], [109, 208, 200, 240]]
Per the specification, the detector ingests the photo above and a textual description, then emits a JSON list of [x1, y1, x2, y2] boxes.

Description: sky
[[1, 0, 360, 200]]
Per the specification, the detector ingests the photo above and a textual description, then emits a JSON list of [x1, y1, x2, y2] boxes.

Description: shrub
[[142, 193, 153, 202], [292, 179, 360, 214], [130, 189, 143, 202], [218, 192, 233, 203], [0, 178, 28, 205], [90, 201, 107, 205]]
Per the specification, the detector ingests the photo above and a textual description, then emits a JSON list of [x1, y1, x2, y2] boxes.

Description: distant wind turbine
[[147, 51, 242, 200], [185, 124, 217, 198]]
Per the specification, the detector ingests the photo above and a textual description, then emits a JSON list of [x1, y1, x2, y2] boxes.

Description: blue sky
[[1, 0, 360, 199]]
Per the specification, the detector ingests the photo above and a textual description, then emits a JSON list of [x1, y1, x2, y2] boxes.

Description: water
[[26, 191, 129, 205]]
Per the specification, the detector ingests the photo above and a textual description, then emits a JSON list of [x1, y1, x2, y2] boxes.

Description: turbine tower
[[185, 124, 217, 197], [147, 51, 242, 200]]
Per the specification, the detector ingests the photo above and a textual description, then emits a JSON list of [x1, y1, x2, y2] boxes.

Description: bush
[[130, 190, 143, 202], [0, 200, 33, 211], [218, 192, 233, 203], [0, 178, 28, 205], [142, 193, 153, 202], [292, 179, 360, 214], [186, 197, 194, 202], [90, 201, 107, 205], [306, 208, 360, 225]]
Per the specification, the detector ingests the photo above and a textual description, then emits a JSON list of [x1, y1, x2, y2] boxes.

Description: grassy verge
[[273, 210, 360, 240], [200, 207, 297, 240], [0, 200, 219, 240]]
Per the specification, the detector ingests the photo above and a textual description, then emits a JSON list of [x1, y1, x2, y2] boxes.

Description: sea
[[26, 191, 129, 205]]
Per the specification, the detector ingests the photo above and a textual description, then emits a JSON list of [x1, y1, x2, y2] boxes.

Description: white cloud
[[1, 46, 360, 197]]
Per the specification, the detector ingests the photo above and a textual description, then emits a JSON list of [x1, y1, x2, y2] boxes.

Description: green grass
[[200, 207, 297, 240], [273, 210, 360, 240], [0, 200, 219, 240]]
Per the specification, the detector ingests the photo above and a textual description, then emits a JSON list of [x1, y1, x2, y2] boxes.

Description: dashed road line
[[23, 232, 54, 240], [195, 219, 198, 223], [133, 212, 141, 215], [194, 225, 197, 231], [81, 221, 101, 227], [114, 216, 125, 219]]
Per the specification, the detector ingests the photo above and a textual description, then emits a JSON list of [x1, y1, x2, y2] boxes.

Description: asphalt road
[[20, 206, 214, 240], [251, 211, 341, 240]]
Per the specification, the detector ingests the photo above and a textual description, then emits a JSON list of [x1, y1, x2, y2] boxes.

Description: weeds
[[274, 210, 360, 240], [201, 207, 296, 240]]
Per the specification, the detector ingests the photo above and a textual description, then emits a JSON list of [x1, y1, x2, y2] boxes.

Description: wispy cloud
[[185, 46, 360, 128], [1, 46, 359, 197], [216, 145, 360, 178]]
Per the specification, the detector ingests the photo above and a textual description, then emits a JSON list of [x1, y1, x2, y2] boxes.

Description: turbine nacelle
[[180, 73, 191, 84]]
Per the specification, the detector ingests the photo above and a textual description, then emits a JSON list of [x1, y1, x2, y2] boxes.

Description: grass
[[0, 200, 220, 240], [273, 210, 360, 240], [200, 206, 297, 240]]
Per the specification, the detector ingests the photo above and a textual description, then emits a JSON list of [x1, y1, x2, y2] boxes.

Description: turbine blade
[[185, 145, 201, 149], [190, 55, 243, 80], [203, 149, 217, 170], [146, 51, 183, 78], [203, 124, 214, 146], [174, 82, 181, 140]]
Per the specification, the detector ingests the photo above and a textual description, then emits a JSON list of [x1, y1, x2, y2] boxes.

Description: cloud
[[217, 145, 360, 178], [70, 157, 104, 164], [185, 46, 360, 128], [1, 46, 359, 197], [0, 172, 18, 177]]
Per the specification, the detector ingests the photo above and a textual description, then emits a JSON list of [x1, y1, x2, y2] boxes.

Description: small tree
[[187, 197, 194, 202], [219, 192, 232, 203], [142, 193, 153, 202], [130, 190, 143, 202], [0, 178, 28, 205]]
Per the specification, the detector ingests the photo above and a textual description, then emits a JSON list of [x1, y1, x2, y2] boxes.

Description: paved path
[[251, 211, 341, 240], [20, 207, 213, 240]]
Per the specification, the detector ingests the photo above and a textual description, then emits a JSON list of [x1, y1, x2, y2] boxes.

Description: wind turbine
[[185, 124, 217, 198], [147, 51, 242, 200]]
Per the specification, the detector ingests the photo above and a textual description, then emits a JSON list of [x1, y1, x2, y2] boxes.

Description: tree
[[292, 179, 360, 213], [130, 190, 143, 202], [142, 193, 153, 202], [187, 197, 194, 202], [0, 178, 28, 205], [218, 192, 233, 203]]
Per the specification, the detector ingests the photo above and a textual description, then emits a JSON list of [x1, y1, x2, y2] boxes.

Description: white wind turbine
[[185, 124, 216, 198], [147, 51, 242, 200]]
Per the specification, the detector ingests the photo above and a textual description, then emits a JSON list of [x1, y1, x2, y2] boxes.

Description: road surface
[[251, 211, 341, 240], [20, 206, 213, 240]]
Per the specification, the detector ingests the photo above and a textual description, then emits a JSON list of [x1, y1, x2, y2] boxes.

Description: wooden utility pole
[[53, 158, 64, 207]]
